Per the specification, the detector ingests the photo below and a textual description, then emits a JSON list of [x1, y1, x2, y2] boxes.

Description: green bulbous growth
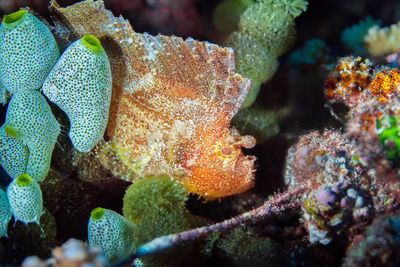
[[225, 32, 278, 84], [0, 125, 28, 179], [376, 115, 400, 166], [222, 0, 308, 108], [0, 10, 59, 95], [213, 0, 254, 33], [91, 207, 105, 220], [42, 35, 112, 152], [123, 175, 206, 266], [7, 174, 43, 225], [0, 189, 12, 238], [88, 208, 135, 264], [3, 10, 25, 24], [82, 34, 102, 53], [232, 105, 290, 143], [123, 175, 188, 225], [16, 173, 31, 186], [239, 2, 296, 57], [5, 90, 60, 182]]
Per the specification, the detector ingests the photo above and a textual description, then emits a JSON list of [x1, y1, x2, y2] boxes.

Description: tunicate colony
[[0, 9, 112, 242]]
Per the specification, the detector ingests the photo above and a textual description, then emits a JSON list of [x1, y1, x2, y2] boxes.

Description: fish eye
[[221, 146, 231, 155]]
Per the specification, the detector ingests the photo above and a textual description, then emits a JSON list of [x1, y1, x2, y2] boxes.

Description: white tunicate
[[88, 208, 135, 264], [0, 125, 28, 179], [42, 35, 112, 152], [0, 10, 59, 95], [4, 90, 60, 181], [7, 174, 43, 225]]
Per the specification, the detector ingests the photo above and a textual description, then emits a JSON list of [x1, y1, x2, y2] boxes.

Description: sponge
[[0, 125, 28, 179], [42, 35, 112, 152], [0, 189, 12, 238], [6, 173, 43, 225], [5, 90, 60, 181], [88, 207, 135, 264], [0, 9, 59, 94]]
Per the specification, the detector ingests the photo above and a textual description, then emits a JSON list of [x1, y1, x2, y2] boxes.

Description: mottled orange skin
[[181, 125, 255, 199], [55, 0, 256, 199]]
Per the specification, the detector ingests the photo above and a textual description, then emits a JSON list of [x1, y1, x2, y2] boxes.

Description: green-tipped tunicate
[[0, 125, 28, 179], [88, 207, 135, 264], [43, 35, 112, 153], [7, 174, 43, 225], [5, 90, 60, 182], [0, 189, 12, 238], [0, 10, 59, 95]]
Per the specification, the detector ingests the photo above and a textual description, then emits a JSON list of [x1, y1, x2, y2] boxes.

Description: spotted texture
[[54, 0, 255, 200], [0, 11, 59, 94], [6, 174, 43, 225], [0, 81, 8, 104], [5, 90, 60, 181], [88, 208, 135, 264], [42, 37, 112, 152], [0, 189, 12, 238], [0, 125, 28, 179]]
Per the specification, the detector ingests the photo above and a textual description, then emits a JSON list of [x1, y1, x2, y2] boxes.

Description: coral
[[42, 35, 112, 153], [4, 90, 60, 181], [224, 32, 278, 107], [21, 238, 108, 267], [122, 175, 207, 266], [341, 16, 381, 56], [51, 0, 256, 199], [289, 39, 331, 67], [208, 226, 287, 267], [302, 182, 371, 245], [376, 115, 400, 165], [219, 0, 308, 108], [212, 0, 254, 33], [0, 125, 28, 179], [369, 68, 400, 103], [365, 20, 400, 57], [0, 188, 11, 238], [6, 174, 43, 225], [122, 175, 205, 244], [231, 105, 290, 143], [88, 207, 135, 264], [284, 130, 375, 245], [0, 9, 59, 97], [344, 213, 400, 266], [324, 56, 375, 107]]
